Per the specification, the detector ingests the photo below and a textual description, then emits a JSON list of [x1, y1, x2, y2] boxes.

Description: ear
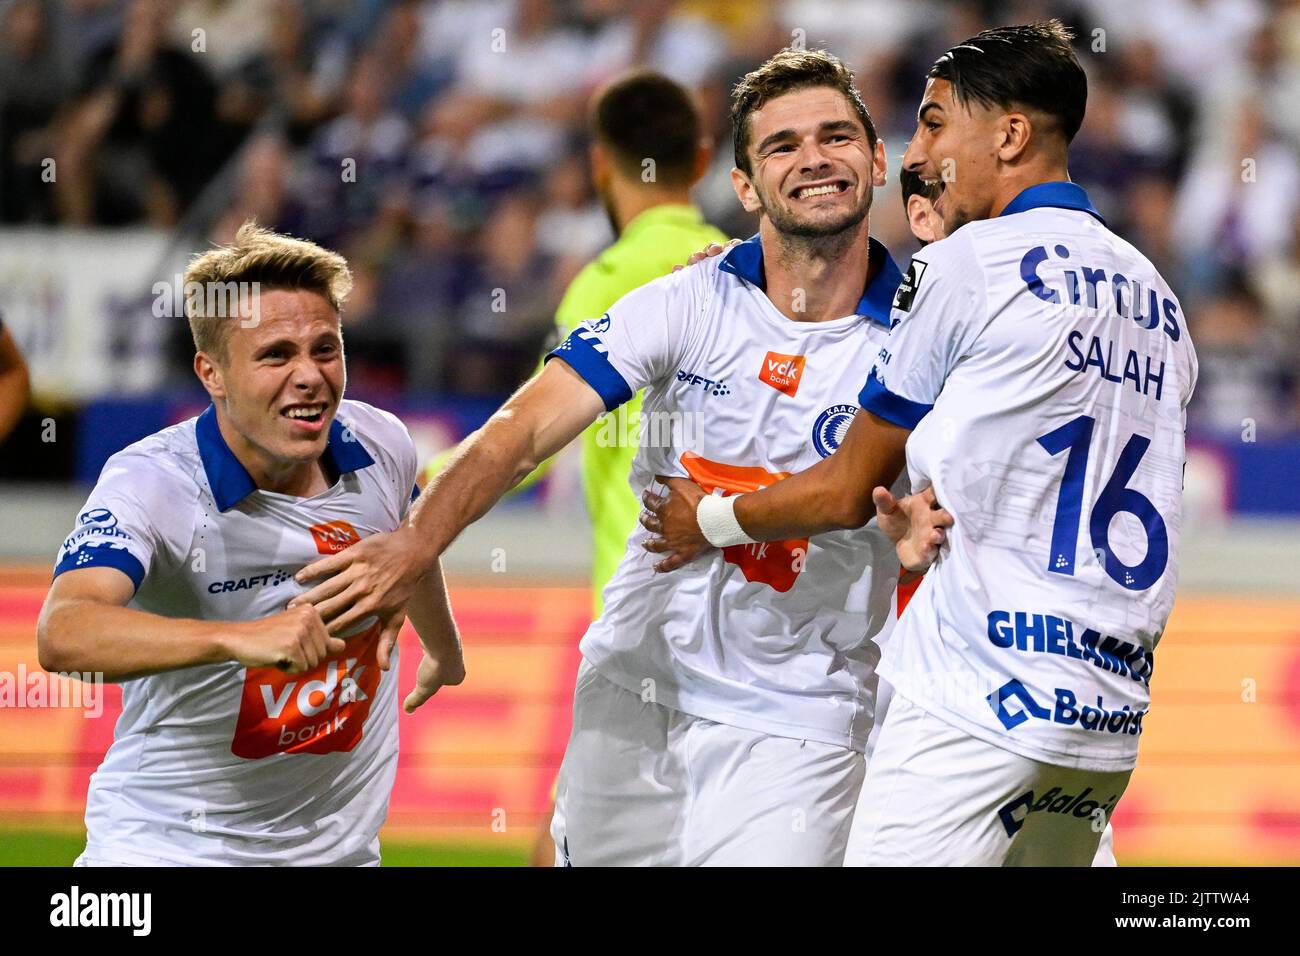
[[590, 141, 609, 187], [997, 112, 1033, 163], [906, 194, 928, 233], [690, 138, 714, 186], [731, 166, 762, 213], [871, 137, 887, 187], [906, 194, 937, 243], [194, 350, 226, 402]]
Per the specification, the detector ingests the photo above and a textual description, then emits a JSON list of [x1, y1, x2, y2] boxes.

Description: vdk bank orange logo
[[759, 351, 806, 397]]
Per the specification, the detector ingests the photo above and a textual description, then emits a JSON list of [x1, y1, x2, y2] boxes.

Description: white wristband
[[696, 493, 758, 548]]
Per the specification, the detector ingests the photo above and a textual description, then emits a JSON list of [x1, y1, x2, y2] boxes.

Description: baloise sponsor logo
[[987, 679, 1146, 736], [996, 785, 1120, 837]]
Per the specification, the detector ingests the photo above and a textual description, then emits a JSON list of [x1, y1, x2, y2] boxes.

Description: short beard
[[941, 205, 971, 235], [758, 181, 871, 241]]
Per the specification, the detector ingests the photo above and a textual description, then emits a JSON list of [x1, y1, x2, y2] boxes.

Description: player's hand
[[291, 525, 431, 637], [640, 476, 712, 572], [403, 647, 466, 714], [872, 485, 953, 572], [375, 607, 407, 673], [226, 604, 345, 675], [671, 238, 742, 273]]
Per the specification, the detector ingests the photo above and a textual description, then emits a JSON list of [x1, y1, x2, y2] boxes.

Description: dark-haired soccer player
[[296, 48, 914, 865], [889, 159, 1119, 867], [644, 20, 1197, 866]]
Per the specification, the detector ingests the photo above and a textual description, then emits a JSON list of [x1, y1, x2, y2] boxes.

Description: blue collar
[[718, 234, 903, 327], [196, 404, 376, 511], [999, 181, 1106, 225]]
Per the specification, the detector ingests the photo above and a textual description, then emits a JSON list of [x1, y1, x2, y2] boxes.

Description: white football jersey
[[548, 236, 906, 752], [54, 400, 419, 865], [860, 183, 1198, 772]]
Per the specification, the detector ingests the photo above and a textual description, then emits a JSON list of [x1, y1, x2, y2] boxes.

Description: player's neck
[[215, 411, 332, 499], [760, 217, 874, 323], [988, 158, 1073, 218], [607, 178, 694, 234]]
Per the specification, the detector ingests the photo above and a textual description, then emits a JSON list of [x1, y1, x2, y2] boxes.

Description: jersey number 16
[[1037, 413, 1169, 591]]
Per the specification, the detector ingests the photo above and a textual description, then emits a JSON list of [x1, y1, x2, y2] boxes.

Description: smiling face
[[732, 86, 885, 238], [903, 77, 1005, 235], [194, 288, 345, 479]]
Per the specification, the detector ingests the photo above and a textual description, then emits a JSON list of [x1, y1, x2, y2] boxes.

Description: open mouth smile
[[790, 179, 851, 201], [281, 402, 328, 430]]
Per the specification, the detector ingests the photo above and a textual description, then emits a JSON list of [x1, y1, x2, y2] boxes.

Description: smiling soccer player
[[291, 50, 915, 866], [37, 223, 464, 866], [644, 21, 1198, 866]]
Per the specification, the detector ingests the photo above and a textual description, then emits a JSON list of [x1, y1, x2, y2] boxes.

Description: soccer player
[[295, 49, 910, 865], [36, 223, 465, 866], [643, 21, 1198, 866], [895, 159, 1118, 867], [0, 313, 30, 443]]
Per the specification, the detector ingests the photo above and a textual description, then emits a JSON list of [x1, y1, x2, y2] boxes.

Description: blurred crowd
[[1, 0, 1298, 430]]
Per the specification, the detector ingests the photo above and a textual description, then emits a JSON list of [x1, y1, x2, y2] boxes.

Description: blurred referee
[[423, 71, 724, 620]]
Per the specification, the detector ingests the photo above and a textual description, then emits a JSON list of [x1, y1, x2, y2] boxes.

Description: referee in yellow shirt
[[429, 71, 725, 611]]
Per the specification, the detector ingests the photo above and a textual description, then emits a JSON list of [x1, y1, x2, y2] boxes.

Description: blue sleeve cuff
[[546, 329, 634, 412], [54, 544, 146, 592], [858, 368, 933, 429], [410, 483, 420, 503]]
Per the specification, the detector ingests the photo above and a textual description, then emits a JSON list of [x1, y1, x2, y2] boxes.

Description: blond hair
[[183, 221, 353, 360]]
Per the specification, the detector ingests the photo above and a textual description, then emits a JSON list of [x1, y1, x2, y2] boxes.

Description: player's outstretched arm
[[642, 410, 910, 572], [37, 567, 345, 681], [293, 359, 606, 635], [401, 559, 466, 714]]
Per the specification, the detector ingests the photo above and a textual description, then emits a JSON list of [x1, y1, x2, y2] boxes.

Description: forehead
[[918, 77, 955, 113], [918, 76, 998, 125], [749, 86, 861, 138], [231, 288, 339, 345]]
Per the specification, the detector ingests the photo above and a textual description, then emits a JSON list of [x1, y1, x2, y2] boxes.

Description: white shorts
[[845, 693, 1131, 866], [552, 659, 865, 866]]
